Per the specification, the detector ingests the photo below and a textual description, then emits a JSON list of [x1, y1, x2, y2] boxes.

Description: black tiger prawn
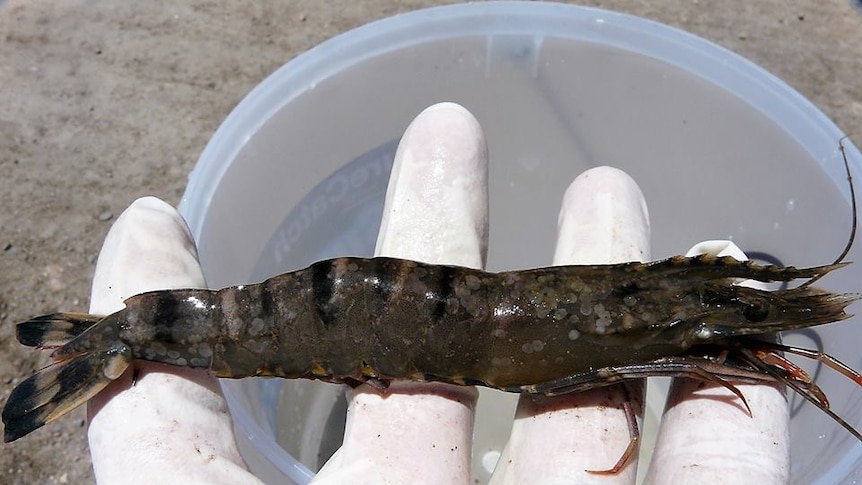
[[3, 253, 861, 444], [6, 137, 862, 479]]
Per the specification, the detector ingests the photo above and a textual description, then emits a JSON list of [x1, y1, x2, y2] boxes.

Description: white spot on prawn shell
[[150, 342, 168, 356], [520, 339, 546, 354], [464, 274, 482, 290], [250, 317, 266, 334], [197, 342, 213, 358]]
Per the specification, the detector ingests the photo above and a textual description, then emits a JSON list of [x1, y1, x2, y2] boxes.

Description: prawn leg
[[514, 355, 768, 405], [731, 340, 862, 441], [585, 382, 642, 475]]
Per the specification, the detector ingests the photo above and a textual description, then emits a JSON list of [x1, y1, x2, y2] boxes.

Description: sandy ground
[[1, 1, 860, 483]]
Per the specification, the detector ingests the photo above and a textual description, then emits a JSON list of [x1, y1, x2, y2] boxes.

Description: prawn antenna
[[799, 136, 858, 289]]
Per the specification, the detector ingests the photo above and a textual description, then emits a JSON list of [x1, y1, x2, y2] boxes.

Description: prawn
[[3, 255, 860, 444], [3, 142, 862, 467]]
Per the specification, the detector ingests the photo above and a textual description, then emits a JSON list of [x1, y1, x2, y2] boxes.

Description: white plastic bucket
[[178, 3, 862, 484]]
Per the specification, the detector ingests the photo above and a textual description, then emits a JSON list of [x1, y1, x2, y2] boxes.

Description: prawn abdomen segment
[[115, 290, 224, 370]]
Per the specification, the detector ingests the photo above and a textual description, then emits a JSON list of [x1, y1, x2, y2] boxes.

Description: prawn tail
[[3, 313, 131, 443], [16, 312, 103, 348]]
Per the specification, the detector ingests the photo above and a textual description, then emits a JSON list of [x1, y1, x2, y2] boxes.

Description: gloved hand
[[85, 102, 789, 484]]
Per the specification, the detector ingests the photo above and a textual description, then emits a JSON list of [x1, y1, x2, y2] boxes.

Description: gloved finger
[[643, 241, 789, 484], [86, 196, 261, 485], [490, 166, 650, 484], [313, 102, 487, 484]]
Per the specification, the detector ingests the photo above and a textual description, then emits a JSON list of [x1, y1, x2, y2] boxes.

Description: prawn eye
[[743, 299, 769, 322]]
